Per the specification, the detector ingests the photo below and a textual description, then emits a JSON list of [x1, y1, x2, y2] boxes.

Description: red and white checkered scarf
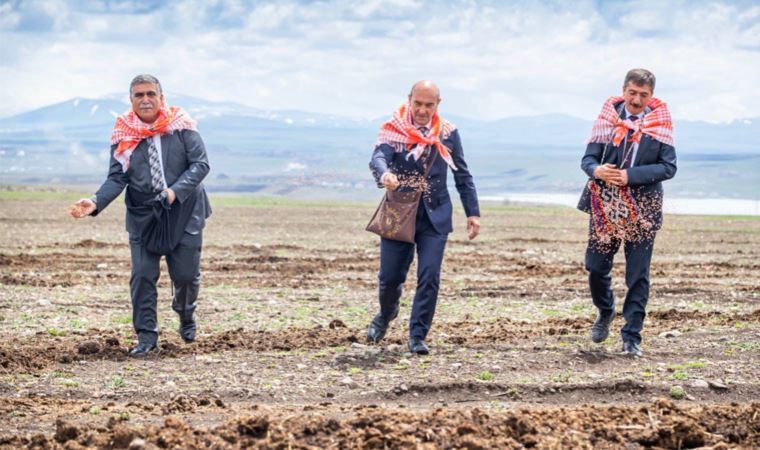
[[110, 102, 197, 172], [587, 96, 674, 147], [376, 103, 458, 170]]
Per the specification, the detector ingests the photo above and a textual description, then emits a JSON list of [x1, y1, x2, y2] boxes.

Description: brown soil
[[1, 195, 759, 448]]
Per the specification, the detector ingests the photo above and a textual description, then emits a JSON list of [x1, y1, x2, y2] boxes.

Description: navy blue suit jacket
[[369, 129, 480, 235], [578, 101, 677, 229]]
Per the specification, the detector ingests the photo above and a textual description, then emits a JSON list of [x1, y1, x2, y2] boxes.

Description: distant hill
[[0, 95, 758, 200]]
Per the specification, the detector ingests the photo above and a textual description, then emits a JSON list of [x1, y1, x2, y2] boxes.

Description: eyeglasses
[[132, 91, 159, 99]]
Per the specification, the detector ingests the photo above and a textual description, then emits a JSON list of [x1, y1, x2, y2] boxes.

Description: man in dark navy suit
[[578, 69, 677, 357], [367, 80, 480, 355]]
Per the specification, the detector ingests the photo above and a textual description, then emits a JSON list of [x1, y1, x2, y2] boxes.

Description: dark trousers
[[585, 221, 656, 345], [129, 231, 202, 345], [377, 207, 448, 340]]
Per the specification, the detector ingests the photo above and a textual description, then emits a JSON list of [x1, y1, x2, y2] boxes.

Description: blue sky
[[1, 0, 759, 122]]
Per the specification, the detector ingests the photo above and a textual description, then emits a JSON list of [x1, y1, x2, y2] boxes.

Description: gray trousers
[[129, 231, 202, 345]]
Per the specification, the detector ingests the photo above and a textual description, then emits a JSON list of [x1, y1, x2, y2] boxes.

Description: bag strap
[[423, 145, 439, 177], [599, 102, 627, 163]]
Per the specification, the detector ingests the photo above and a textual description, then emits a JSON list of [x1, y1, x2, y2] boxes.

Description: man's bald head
[[408, 80, 441, 126], [409, 80, 440, 100]]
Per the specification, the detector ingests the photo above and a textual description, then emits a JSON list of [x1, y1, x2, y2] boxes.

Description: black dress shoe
[[366, 308, 399, 344], [179, 316, 197, 343], [128, 342, 157, 357], [367, 315, 390, 343], [591, 310, 615, 343], [408, 338, 429, 355], [622, 341, 643, 357]]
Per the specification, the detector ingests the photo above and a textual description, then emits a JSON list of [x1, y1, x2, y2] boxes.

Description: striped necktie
[[147, 137, 165, 191]]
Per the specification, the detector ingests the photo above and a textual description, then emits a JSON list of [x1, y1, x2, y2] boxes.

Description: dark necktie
[[418, 126, 431, 159], [622, 115, 639, 169], [147, 137, 165, 191]]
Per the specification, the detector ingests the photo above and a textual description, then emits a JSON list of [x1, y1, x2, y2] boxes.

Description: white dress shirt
[[623, 108, 642, 167]]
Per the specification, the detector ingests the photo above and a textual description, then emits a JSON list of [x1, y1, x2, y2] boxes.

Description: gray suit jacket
[[92, 129, 211, 235]]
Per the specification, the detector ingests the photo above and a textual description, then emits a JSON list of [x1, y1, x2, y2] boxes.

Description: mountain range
[[1, 94, 758, 201]]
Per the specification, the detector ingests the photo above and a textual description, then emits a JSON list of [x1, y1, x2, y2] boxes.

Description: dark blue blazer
[[578, 101, 677, 229], [369, 129, 480, 235]]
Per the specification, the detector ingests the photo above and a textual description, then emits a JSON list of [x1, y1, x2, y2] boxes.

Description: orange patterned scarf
[[110, 103, 197, 171], [376, 103, 458, 170], [588, 96, 674, 147]]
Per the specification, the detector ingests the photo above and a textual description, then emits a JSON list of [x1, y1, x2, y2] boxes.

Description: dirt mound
[[0, 327, 361, 374], [2, 399, 757, 449], [3, 307, 758, 374], [0, 253, 41, 267]]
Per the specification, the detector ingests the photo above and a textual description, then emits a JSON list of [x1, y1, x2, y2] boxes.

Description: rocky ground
[[0, 191, 758, 448]]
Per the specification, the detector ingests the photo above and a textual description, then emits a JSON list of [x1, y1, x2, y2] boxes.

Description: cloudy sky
[[1, 0, 759, 122]]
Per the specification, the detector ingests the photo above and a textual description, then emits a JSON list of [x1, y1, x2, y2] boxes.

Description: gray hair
[[129, 74, 162, 96], [623, 69, 656, 91]]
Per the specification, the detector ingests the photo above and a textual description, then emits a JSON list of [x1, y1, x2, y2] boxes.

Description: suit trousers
[[129, 231, 202, 345], [585, 219, 656, 345], [378, 206, 448, 340]]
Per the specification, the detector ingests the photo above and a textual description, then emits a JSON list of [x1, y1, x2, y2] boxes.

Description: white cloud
[[0, 0, 758, 123]]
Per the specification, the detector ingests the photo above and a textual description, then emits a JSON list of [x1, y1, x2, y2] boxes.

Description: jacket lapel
[[160, 134, 169, 168], [633, 135, 650, 166], [632, 106, 653, 166]]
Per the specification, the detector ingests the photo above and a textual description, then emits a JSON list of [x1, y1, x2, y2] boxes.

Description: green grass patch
[[552, 370, 572, 383], [111, 315, 132, 325], [208, 194, 369, 209], [540, 308, 561, 317], [476, 371, 494, 382], [669, 386, 685, 399], [51, 371, 73, 379], [229, 312, 245, 321], [0, 189, 88, 201], [109, 375, 125, 389]]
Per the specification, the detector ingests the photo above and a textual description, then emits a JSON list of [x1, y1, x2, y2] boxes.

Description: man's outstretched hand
[[69, 198, 96, 219]]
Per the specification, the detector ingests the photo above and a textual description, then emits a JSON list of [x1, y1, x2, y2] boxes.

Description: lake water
[[482, 193, 760, 216]]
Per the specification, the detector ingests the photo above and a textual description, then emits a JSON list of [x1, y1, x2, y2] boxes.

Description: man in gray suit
[[70, 74, 211, 356]]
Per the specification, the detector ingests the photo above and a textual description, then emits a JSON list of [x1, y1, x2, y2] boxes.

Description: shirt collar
[[624, 108, 642, 120]]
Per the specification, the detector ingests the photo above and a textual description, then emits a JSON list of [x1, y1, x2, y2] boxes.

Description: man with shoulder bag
[[366, 80, 480, 355]]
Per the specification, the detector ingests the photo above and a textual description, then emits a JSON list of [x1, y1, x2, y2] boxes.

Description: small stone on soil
[[658, 330, 682, 338], [708, 380, 729, 390], [339, 377, 358, 389], [128, 438, 146, 450]]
